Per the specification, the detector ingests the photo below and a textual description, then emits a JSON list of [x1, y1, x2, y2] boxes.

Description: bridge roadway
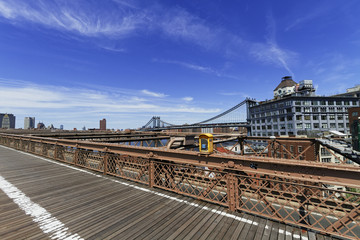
[[0, 146, 334, 240]]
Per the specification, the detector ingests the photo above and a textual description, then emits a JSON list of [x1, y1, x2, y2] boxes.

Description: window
[[267, 125, 272, 129], [330, 123, 336, 128], [267, 118, 272, 122], [320, 100, 326, 105], [304, 107, 311, 113], [296, 123, 303, 129], [328, 101, 334, 105], [313, 115, 319, 120], [338, 115, 343, 120], [320, 107, 327, 112], [336, 101, 342, 105], [273, 125, 278, 129], [352, 112, 359, 117], [321, 115, 327, 120], [280, 117, 285, 122], [262, 119, 265, 123], [296, 115, 302, 120], [290, 145, 294, 153], [287, 116, 292, 121], [298, 146, 303, 153], [304, 115, 311, 120], [322, 123, 328, 129], [280, 124, 285, 129], [337, 107, 343, 112], [329, 114, 335, 120], [344, 101, 349, 106], [304, 101, 311, 106], [312, 107, 318, 112], [338, 123, 344, 128], [311, 101, 318, 106], [273, 117, 278, 122], [257, 126, 260, 130], [262, 126, 266, 130], [287, 124, 293, 128], [296, 107, 301, 112], [305, 123, 311, 129], [328, 107, 335, 112], [313, 123, 319, 128], [322, 158, 331, 163]]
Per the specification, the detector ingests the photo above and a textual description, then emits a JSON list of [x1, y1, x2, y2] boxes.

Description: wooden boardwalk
[[0, 146, 336, 240]]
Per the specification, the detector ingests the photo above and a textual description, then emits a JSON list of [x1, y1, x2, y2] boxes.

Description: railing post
[[149, 159, 155, 188], [103, 147, 109, 175], [74, 144, 79, 166], [54, 142, 58, 160], [227, 172, 236, 211]]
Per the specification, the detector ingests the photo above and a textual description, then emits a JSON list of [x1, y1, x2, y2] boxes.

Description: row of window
[[252, 114, 348, 124], [295, 106, 349, 113], [252, 122, 348, 130], [251, 99, 358, 113], [295, 100, 356, 106], [296, 122, 348, 129]]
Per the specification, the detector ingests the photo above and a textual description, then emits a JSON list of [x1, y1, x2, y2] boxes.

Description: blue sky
[[0, 0, 359, 129]]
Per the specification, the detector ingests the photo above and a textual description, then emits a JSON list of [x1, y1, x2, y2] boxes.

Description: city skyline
[[0, 0, 360, 129]]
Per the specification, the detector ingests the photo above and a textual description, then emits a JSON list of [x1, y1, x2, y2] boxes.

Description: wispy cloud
[[153, 59, 241, 80], [182, 97, 193, 102], [0, 0, 145, 38], [0, 78, 220, 128], [249, 11, 296, 77], [141, 89, 167, 98]]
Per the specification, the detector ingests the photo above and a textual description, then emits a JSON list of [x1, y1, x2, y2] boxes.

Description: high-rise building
[[24, 117, 35, 129], [100, 118, 106, 130], [60, 125, 64, 130], [0, 113, 16, 129], [37, 122, 45, 129], [248, 77, 360, 136]]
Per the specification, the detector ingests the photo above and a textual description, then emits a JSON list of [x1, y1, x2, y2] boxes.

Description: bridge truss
[[141, 98, 257, 131]]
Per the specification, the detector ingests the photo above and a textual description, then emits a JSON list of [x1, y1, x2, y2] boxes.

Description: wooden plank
[[221, 212, 246, 240], [139, 198, 197, 240], [182, 204, 223, 240], [159, 201, 208, 239], [237, 214, 255, 240], [197, 207, 227, 240], [245, 216, 261, 240], [126, 195, 190, 240], [285, 225, 293, 240], [277, 223, 286, 240], [188, 207, 226, 240], [210, 211, 236, 240], [261, 220, 274, 240], [230, 214, 252, 240], [269, 221, 279, 240], [308, 231, 316, 240], [253, 217, 267, 240]]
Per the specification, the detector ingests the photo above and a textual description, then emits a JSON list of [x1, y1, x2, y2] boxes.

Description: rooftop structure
[[249, 76, 359, 136]]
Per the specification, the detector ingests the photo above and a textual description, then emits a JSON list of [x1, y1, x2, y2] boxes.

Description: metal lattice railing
[[0, 134, 359, 240]]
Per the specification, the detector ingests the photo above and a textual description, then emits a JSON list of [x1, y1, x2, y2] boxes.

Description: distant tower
[[100, 118, 106, 130], [24, 117, 35, 129], [0, 113, 16, 129], [37, 122, 45, 129], [60, 125, 64, 130]]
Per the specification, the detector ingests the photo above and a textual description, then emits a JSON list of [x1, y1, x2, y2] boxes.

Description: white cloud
[[141, 89, 167, 98], [153, 59, 241, 80], [0, 79, 220, 129], [249, 11, 296, 76], [0, 0, 145, 38], [182, 97, 193, 102]]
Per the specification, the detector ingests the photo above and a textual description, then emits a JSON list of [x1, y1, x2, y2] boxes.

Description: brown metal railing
[[1, 133, 359, 239]]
